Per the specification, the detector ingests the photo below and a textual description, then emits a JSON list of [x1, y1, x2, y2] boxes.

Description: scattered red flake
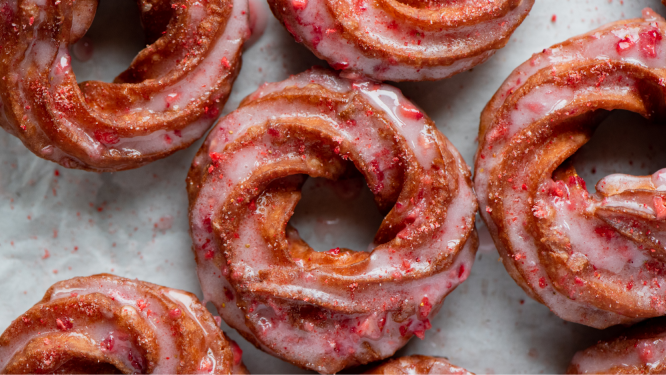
[[205, 250, 214, 259], [54, 169, 59, 177], [203, 217, 213, 233], [616, 36, 635, 54], [399, 104, 424, 120], [209, 152, 222, 162], [136, 299, 149, 312], [594, 226, 616, 241], [220, 57, 231, 69], [639, 28, 662, 58], [399, 324, 409, 337], [41, 249, 50, 259], [168, 309, 181, 319], [549, 182, 566, 198], [327, 247, 341, 255], [538, 277, 547, 288], [94, 130, 120, 145], [574, 277, 584, 285], [568, 175, 586, 190], [551, 14, 557, 22], [101, 335, 114, 351], [21, 316, 31, 324], [522, 184, 528, 190], [458, 264, 465, 278], [627, 280, 633, 290], [56, 318, 72, 331], [292, 0, 307, 9], [418, 297, 432, 320]]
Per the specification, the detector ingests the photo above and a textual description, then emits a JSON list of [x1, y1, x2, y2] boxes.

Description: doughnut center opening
[[289, 172, 384, 253], [70, 0, 145, 83], [566, 110, 666, 194]]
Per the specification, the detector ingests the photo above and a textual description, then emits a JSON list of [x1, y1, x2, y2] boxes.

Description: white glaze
[[475, 9, 666, 328], [1, 0, 250, 170], [191, 69, 477, 372], [0, 277, 230, 373], [276, 0, 533, 81], [572, 332, 666, 374]]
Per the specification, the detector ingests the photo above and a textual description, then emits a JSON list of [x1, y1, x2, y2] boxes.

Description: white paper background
[[1, 0, 666, 373]]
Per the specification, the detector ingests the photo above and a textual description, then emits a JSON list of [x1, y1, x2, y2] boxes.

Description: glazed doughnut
[[568, 318, 666, 374], [364, 355, 474, 375], [0, 0, 248, 172], [187, 68, 478, 373], [0, 274, 247, 374], [475, 8, 666, 328], [267, 0, 534, 81]]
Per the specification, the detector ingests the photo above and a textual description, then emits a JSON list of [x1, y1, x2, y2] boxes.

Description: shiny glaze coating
[[0, 274, 247, 374], [475, 8, 666, 328], [267, 0, 533, 81], [187, 68, 478, 373], [0, 0, 249, 171], [569, 318, 666, 374]]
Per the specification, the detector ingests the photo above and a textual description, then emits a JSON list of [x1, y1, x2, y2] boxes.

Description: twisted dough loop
[[364, 355, 474, 375], [0, 274, 247, 374], [188, 68, 478, 373], [267, 0, 533, 81], [0, 0, 248, 172], [568, 318, 666, 374], [475, 8, 666, 328]]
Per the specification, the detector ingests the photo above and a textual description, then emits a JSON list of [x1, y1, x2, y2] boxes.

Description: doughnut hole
[[289, 165, 385, 254], [70, 0, 145, 82], [564, 110, 666, 193]]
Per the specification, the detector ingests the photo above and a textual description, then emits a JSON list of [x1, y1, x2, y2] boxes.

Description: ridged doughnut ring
[[475, 8, 666, 328], [0, 0, 248, 171], [0, 274, 247, 374], [188, 68, 478, 373], [267, 0, 534, 81]]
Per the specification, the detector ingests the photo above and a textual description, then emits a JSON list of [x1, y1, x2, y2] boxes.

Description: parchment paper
[[1, 1, 665, 373]]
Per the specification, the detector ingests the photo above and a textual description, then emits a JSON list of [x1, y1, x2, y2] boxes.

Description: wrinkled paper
[[1, 1, 665, 373]]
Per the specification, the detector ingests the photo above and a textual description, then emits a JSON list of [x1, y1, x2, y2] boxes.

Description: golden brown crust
[[267, 0, 534, 81], [0, 274, 248, 374], [474, 10, 666, 328], [0, 0, 247, 172], [364, 355, 475, 375], [188, 68, 478, 373], [568, 318, 666, 374]]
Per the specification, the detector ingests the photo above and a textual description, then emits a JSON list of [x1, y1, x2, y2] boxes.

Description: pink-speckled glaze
[[0, 0, 249, 171], [569, 319, 666, 374], [268, 0, 534, 81], [0, 274, 247, 374], [475, 9, 666, 329], [188, 68, 478, 373]]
